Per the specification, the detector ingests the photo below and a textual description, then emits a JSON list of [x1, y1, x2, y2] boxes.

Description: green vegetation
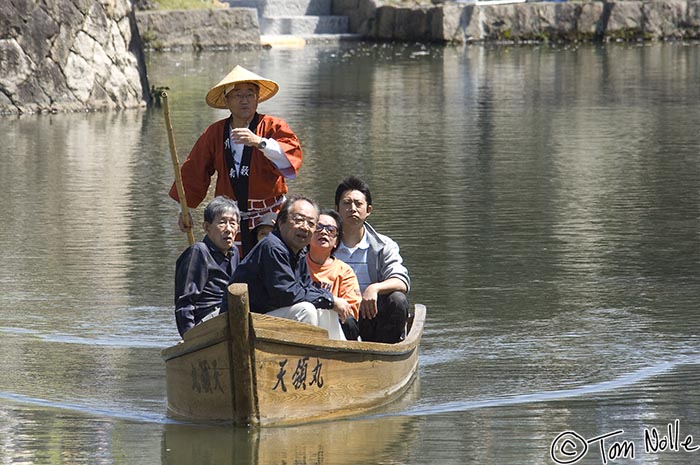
[[140, 28, 165, 50]]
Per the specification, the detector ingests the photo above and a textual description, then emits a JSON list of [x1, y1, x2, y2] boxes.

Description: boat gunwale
[[162, 303, 426, 361]]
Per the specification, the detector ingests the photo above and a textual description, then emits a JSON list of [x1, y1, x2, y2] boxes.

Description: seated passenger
[[334, 176, 411, 343], [306, 209, 361, 340], [224, 196, 353, 340], [250, 211, 276, 250], [174, 196, 241, 338]]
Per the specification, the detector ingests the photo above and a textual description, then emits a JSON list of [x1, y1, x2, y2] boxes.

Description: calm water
[[1, 41, 700, 465]]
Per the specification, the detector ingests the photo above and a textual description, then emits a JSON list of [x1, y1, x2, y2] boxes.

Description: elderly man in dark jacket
[[223, 195, 353, 340], [174, 196, 240, 337]]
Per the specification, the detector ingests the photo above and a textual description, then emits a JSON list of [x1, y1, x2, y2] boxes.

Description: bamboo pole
[[162, 92, 196, 246]]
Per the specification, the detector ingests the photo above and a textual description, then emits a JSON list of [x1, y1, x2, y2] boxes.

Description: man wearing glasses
[[223, 196, 353, 340], [168, 65, 302, 256]]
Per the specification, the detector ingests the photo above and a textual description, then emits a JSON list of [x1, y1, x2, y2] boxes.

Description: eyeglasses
[[290, 214, 317, 229], [315, 223, 338, 237], [229, 91, 257, 102]]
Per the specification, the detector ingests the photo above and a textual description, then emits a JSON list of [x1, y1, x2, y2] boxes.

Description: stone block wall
[[261, 0, 333, 16], [135, 8, 260, 50], [0, 0, 149, 115], [5, 0, 699, 115], [331, 0, 381, 35], [362, 0, 700, 43]]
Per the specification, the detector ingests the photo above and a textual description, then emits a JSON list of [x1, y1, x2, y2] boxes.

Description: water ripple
[[0, 392, 177, 424], [402, 357, 698, 416]]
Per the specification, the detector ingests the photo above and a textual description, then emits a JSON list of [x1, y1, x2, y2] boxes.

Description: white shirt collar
[[340, 227, 370, 253]]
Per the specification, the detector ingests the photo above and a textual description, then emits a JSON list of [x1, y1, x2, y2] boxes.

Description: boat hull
[[162, 283, 426, 426]]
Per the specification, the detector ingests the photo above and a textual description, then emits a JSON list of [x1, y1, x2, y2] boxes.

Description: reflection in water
[[2, 112, 144, 325], [0, 404, 163, 465], [163, 415, 419, 465], [1, 42, 700, 464]]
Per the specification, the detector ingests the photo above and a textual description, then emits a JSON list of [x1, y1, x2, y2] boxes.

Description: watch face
[[259, 140, 266, 149]]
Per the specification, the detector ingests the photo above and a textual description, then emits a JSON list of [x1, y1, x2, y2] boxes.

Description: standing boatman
[[168, 65, 302, 256]]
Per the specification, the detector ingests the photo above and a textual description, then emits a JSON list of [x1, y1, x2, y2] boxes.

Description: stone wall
[[355, 0, 700, 43], [0, 0, 149, 115], [5, 0, 697, 116], [332, 0, 381, 35], [135, 8, 260, 51]]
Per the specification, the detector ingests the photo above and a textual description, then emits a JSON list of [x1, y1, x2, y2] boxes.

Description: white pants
[[267, 302, 346, 341]]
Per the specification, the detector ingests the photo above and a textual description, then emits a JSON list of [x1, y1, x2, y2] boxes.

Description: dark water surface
[[1, 42, 700, 465]]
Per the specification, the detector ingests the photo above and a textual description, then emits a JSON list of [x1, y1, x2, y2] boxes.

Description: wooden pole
[[162, 92, 196, 246], [227, 283, 259, 426]]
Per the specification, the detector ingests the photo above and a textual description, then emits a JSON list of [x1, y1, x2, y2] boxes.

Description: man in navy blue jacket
[[174, 196, 240, 337], [224, 195, 352, 336]]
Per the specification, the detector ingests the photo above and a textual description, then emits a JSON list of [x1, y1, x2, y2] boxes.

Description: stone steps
[[226, 0, 349, 36], [260, 15, 349, 35], [260, 0, 332, 16]]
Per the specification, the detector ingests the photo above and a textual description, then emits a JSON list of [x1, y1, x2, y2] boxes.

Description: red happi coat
[[168, 113, 302, 212]]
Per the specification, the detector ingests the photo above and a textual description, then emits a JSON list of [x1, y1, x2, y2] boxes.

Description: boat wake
[[3, 357, 697, 425], [0, 327, 178, 349], [0, 391, 177, 424], [398, 356, 699, 417]]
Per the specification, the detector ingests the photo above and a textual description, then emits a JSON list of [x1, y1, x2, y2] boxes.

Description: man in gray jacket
[[334, 176, 411, 343]]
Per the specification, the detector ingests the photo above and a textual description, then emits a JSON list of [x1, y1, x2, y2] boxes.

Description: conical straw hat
[[205, 65, 279, 109]]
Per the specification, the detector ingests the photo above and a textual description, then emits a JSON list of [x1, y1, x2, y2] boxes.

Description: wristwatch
[[257, 138, 267, 149]]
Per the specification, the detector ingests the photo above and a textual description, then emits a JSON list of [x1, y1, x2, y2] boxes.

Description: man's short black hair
[[334, 176, 372, 208], [203, 196, 240, 224]]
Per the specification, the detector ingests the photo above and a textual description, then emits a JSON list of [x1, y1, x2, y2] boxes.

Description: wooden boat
[[162, 283, 426, 426]]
